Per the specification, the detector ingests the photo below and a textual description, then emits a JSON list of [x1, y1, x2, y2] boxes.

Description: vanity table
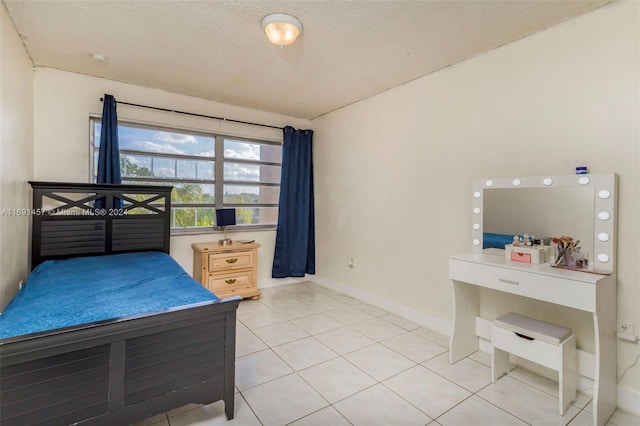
[[449, 174, 617, 426]]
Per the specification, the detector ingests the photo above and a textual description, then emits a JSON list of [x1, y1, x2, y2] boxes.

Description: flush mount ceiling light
[[261, 13, 303, 47]]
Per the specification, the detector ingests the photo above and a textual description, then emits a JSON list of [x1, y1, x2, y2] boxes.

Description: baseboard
[[309, 275, 451, 338], [618, 386, 640, 417]]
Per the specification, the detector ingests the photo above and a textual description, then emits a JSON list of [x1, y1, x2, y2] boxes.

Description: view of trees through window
[[91, 119, 281, 230]]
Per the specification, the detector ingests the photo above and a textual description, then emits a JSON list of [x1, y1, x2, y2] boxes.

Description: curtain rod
[[99, 98, 284, 130]]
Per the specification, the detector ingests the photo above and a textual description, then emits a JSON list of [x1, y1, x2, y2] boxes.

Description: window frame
[[89, 116, 282, 234]]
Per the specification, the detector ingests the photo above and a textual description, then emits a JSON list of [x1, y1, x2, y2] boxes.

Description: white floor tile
[[437, 395, 527, 426], [251, 321, 309, 347], [384, 365, 471, 419], [168, 394, 260, 426], [288, 406, 351, 426], [350, 317, 406, 341], [608, 409, 640, 426], [468, 350, 491, 367], [237, 304, 287, 330], [241, 374, 328, 426], [477, 375, 580, 425], [344, 343, 415, 381], [298, 357, 376, 404], [380, 313, 421, 330], [235, 349, 293, 390], [267, 301, 325, 320], [272, 336, 338, 371], [236, 330, 268, 358], [569, 409, 596, 426], [315, 326, 375, 355], [328, 293, 361, 305], [413, 327, 450, 347], [508, 366, 560, 397], [382, 331, 447, 363], [325, 306, 375, 325], [353, 302, 388, 317], [292, 313, 344, 335], [423, 352, 491, 393], [334, 384, 432, 426]]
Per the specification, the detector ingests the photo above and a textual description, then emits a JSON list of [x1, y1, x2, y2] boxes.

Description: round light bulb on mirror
[[598, 190, 611, 199], [473, 191, 481, 198], [597, 232, 610, 242], [485, 180, 494, 187], [512, 179, 521, 187], [473, 223, 480, 230], [597, 253, 610, 263], [578, 176, 590, 185], [473, 207, 480, 214], [473, 239, 480, 246], [543, 178, 553, 186], [598, 211, 610, 221]]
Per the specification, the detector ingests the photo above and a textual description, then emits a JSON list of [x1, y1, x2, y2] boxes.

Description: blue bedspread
[[483, 233, 517, 249], [0, 252, 219, 339]]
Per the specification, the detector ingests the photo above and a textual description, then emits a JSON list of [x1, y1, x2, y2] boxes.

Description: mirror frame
[[471, 173, 618, 274]]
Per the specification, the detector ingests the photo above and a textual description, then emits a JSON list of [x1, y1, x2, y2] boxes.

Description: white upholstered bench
[[492, 312, 577, 415]]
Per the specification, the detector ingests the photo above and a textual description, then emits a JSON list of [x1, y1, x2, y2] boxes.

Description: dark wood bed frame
[[0, 182, 239, 426]]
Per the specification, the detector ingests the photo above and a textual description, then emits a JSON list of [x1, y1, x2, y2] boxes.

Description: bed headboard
[[29, 182, 173, 269]]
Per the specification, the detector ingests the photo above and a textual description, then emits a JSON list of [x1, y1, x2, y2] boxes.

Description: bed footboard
[[0, 298, 240, 426]]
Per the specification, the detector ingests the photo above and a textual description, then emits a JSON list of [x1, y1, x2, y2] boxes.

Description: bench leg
[[492, 347, 510, 383], [559, 336, 577, 415]]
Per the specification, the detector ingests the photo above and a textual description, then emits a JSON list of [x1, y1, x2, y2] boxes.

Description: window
[[91, 118, 282, 231]]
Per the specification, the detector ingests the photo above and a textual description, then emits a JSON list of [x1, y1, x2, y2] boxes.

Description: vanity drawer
[[209, 250, 253, 272], [208, 271, 252, 293], [449, 258, 596, 312]]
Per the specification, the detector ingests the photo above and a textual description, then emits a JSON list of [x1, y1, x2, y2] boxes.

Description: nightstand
[[192, 241, 261, 299]]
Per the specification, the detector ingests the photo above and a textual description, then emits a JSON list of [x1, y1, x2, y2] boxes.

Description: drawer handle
[[225, 279, 237, 284], [499, 278, 519, 285], [515, 332, 535, 341], [225, 258, 238, 264]]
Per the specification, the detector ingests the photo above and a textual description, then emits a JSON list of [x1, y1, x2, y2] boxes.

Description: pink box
[[510, 251, 532, 263]]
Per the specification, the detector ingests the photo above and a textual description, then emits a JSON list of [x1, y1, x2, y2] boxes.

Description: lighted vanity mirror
[[471, 174, 618, 274]]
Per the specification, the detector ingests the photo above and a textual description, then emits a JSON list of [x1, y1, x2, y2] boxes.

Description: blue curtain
[[96, 94, 122, 208], [272, 126, 315, 278]]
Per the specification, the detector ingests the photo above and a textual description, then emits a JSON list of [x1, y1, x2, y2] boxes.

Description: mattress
[[0, 252, 219, 339]]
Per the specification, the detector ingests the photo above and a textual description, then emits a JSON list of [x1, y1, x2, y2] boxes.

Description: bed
[[0, 182, 239, 426]]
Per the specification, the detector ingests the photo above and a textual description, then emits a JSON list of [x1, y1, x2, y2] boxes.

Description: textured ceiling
[[4, 0, 610, 119]]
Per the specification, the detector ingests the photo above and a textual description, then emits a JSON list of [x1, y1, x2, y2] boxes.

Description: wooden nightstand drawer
[[208, 271, 252, 292], [209, 250, 253, 272], [193, 241, 261, 300]]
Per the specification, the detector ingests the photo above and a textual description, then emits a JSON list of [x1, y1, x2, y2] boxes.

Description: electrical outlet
[[618, 322, 638, 342]]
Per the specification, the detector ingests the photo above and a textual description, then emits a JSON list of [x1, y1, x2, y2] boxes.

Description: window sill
[[170, 225, 276, 236]]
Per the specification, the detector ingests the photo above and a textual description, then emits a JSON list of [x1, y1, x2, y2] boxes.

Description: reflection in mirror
[[482, 187, 595, 257]]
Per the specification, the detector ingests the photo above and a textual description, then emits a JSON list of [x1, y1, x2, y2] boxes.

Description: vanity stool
[[492, 312, 576, 415]]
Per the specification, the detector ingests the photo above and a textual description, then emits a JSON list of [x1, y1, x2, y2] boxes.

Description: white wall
[[312, 0, 640, 401], [0, 4, 34, 310], [32, 68, 309, 281]]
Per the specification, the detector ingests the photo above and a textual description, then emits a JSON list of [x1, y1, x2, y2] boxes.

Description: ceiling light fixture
[[261, 13, 303, 47]]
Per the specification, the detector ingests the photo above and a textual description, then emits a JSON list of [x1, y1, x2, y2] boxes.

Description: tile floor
[[134, 282, 640, 426]]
